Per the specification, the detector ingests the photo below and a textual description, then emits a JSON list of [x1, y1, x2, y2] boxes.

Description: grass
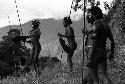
[[0, 45, 125, 84], [0, 57, 83, 84]]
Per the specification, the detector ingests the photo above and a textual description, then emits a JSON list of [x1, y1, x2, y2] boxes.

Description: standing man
[[28, 19, 41, 73], [57, 17, 77, 72], [83, 6, 115, 84]]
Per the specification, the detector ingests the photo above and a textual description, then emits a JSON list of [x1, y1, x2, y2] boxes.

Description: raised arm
[[58, 27, 75, 38], [58, 34, 74, 38], [82, 26, 94, 35]]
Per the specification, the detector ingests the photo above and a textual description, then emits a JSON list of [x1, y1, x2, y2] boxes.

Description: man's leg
[[58, 37, 70, 54], [91, 66, 99, 84], [67, 53, 73, 72], [83, 67, 93, 84], [87, 48, 99, 84], [87, 58, 99, 84], [59, 37, 75, 71], [34, 46, 41, 73], [28, 47, 35, 67], [87, 64, 99, 84], [100, 62, 112, 84]]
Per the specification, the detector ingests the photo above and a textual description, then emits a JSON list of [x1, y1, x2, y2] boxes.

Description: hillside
[[0, 18, 90, 44]]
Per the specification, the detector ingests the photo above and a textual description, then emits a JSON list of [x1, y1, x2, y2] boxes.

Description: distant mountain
[[0, 17, 91, 62], [0, 18, 90, 44]]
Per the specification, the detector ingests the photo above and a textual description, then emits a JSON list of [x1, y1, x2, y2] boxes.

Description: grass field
[[0, 49, 125, 84]]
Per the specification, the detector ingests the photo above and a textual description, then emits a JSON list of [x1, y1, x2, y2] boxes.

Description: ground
[[0, 53, 125, 84]]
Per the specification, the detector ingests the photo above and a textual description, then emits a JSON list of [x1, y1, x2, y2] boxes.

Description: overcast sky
[[0, 0, 113, 28]]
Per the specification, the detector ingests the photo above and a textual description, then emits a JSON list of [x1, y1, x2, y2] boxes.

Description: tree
[[72, 0, 100, 12], [0, 29, 30, 65], [104, 1, 110, 10]]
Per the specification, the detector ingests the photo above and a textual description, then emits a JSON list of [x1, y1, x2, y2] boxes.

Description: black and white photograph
[[0, 0, 124, 84]]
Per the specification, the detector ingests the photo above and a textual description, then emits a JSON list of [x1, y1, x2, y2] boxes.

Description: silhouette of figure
[[28, 19, 41, 72], [82, 6, 115, 84], [57, 17, 77, 72]]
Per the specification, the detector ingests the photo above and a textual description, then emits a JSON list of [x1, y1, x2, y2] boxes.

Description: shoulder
[[29, 29, 33, 33], [36, 28, 41, 34], [34, 28, 41, 32], [37, 28, 41, 31]]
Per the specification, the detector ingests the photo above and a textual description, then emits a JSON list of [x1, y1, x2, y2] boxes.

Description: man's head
[[63, 17, 72, 27], [32, 19, 40, 29], [87, 6, 103, 24]]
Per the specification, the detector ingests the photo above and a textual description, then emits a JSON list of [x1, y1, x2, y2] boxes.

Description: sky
[[0, 0, 113, 28]]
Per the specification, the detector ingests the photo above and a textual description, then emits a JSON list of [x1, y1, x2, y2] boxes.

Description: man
[[57, 17, 77, 72], [28, 19, 41, 73], [83, 6, 115, 84]]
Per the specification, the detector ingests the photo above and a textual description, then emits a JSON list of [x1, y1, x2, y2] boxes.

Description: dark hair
[[32, 19, 40, 25], [89, 6, 103, 20], [63, 17, 72, 24], [32, 19, 40, 28]]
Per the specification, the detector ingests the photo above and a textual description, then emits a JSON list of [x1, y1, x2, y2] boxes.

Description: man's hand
[[81, 28, 85, 33], [57, 32, 62, 37], [81, 28, 89, 34]]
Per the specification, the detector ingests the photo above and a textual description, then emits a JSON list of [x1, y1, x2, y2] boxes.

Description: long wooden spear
[[14, 0, 23, 36], [82, 0, 86, 83], [71, 0, 87, 83], [8, 16, 11, 30]]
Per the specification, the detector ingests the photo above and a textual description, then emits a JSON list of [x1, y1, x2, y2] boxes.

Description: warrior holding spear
[[82, 6, 115, 84]]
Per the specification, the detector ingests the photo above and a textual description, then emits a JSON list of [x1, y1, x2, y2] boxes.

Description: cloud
[[0, 1, 14, 18], [17, 0, 72, 18], [0, 0, 113, 27], [0, 0, 73, 27]]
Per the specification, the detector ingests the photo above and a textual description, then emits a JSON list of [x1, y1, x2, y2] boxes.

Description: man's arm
[[28, 34, 40, 37], [28, 28, 41, 37], [58, 34, 74, 38], [82, 28, 93, 35], [57, 28, 75, 38], [12, 36, 29, 43], [107, 27, 115, 60]]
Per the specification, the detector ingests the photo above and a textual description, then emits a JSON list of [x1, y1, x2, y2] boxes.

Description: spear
[[8, 16, 11, 30], [81, 0, 86, 83], [14, 0, 23, 36], [72, 0, 87, 83]]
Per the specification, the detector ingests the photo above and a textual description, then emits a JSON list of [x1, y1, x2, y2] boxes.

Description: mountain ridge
[[0, 18, 90, 44]]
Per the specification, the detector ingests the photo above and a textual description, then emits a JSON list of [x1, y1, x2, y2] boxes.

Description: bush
[[0, 29, 30, 78]]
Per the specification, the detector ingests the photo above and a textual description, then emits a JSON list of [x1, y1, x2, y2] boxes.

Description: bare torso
[[29, 28, 41, 48], [65, 26, 76, 48], [31, 35, 41, 47]]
